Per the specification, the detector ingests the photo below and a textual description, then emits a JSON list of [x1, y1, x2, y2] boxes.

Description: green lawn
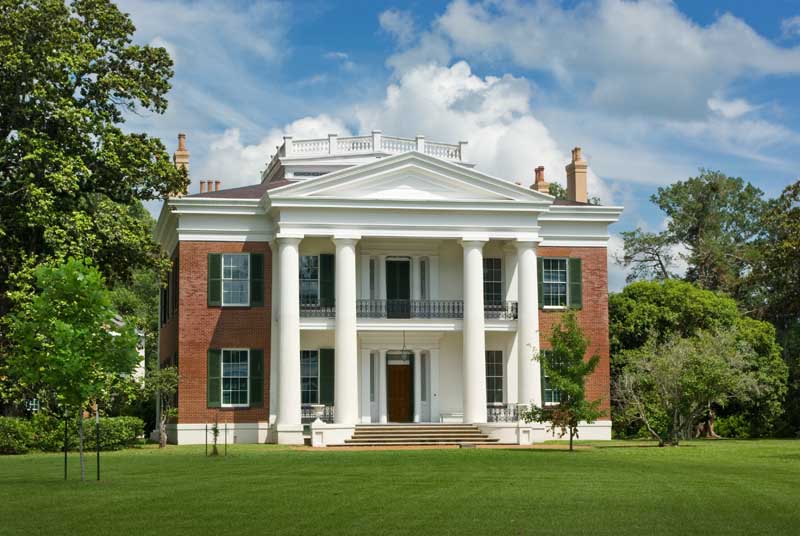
[[1, 440, 798, 535]]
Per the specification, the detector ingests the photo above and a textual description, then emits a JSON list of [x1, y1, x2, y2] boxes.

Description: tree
[[522, 311, 603, 451], [143, 363, 179, 448], [619, 170, 765, 300], [6, 258, 138, 479], [617, 229, 676, 282], [614, 329, 763, 446], [0, 0, 186, 316], [609, 280, 787, 437]]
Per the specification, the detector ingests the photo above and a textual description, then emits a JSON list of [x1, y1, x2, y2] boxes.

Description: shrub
[[0, 417, 35, 454], [715, 414, 751, 439], [9, 414, 146, 453]]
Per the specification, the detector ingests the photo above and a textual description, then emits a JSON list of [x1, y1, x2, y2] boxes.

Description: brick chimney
[[214, 180, 221, 192], [565, 147, 588, 203], [173, 133, 189, 174], [531, 165, 550, 193], [200, 180, 206, 193]]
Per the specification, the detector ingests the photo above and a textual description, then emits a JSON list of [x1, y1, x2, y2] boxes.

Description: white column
[[360, 349, 372, 423], [277, 236, 303, 444], [413, 350, 422, 423], [377, 255, 387, 299], [516, 240, 541, 407], [379, 349, 388, 423], [268, 240, 280, 430], [429, 256, 440, 299], [333, 236, 359, 425], [429, 348, 440, 422], [461, 239, 487, 423]]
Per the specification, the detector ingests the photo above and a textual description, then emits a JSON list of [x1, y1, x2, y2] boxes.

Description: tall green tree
[[522, 311, 603, 451], [0, 0, 186, 316], [609, 280, 787, 437], [143, 363, 179, 448], [7, 258, 139, 479], [620, 170, 765, 301]]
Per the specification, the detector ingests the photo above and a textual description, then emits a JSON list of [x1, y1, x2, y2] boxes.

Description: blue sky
[[120, 0, 800, 290]]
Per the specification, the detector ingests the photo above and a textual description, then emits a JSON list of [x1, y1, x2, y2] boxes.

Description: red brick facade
[[160, 241, 609, 422], [537, 246, 610, 414], [160, 241, 272, 424]]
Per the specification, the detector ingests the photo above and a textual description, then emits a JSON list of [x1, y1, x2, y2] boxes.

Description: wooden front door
[[387, 360, 413, 422]]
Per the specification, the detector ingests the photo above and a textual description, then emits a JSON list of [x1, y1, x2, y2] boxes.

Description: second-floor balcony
[[300, 299, 518, 320]]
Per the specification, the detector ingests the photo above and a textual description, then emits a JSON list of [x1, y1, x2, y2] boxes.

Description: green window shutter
[[568, 258, 583, 309], [319, 348, 335, 405], [537, 257, 544, 309], [207, 349, 221, 408], [320, 254, 335, 307], [249, 349, 264, 407], [208, 254, 221, 307], [250, 253, 264, 307]]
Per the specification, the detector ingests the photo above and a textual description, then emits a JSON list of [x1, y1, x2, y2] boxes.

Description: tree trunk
[[695, 407, 721, 439], [569, 428, 574, 451], [79, 416, 85, 482], [159, 413, 167, 449]]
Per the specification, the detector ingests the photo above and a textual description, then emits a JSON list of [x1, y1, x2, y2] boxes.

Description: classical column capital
[[514, 240, 538, 251], [276, 234, 303, 246], [332, 234, 360, 246], [459, 238, 488, 249]]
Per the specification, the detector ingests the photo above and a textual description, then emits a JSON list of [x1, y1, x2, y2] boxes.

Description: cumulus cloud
[[355, 61, 613, 202], [379, 9, 416, 46], [197, 115, 351, 190], [707, 96, 757, 119], [403, 0, 800, 119]]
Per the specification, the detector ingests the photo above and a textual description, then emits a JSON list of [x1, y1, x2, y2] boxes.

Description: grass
[[1, 440, 799, 535]]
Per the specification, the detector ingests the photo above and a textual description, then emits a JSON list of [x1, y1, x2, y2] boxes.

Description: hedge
[[0, 415, 144, 454]]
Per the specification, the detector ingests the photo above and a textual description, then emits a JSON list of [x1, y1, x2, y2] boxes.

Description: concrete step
[[343, 423, 498, 447], [345, 438, 500, 445]]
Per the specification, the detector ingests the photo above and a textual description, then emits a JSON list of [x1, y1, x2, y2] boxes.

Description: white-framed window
[[300, 350, 319, 404], [541, 350, 562, 405], [25, 398, 40, 412], [483, 258, 502, 306], [222, 254, 250, 306], [221, 349, 249, 407], [485, 350, 503, 404], [300, 255, 320, 306], [542, 258, 568, 307]]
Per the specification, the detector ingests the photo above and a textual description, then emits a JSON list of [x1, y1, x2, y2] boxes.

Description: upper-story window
[[541, 258, 568, 307], [483, 258, 502, 306], [222, 254, 250, 306], [300, 256, 320, 306]]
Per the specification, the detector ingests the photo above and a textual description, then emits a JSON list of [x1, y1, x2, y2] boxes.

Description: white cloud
[[379, 9, 416, 46], [355, 61, 613, 202], [409, 0, 800, 119], [782, 15, 800, 38], [195, 115, 351, 191], [707, 96, 757, 119]]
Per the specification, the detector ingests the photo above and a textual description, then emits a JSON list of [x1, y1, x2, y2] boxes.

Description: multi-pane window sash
[[300, 256, 320, 305], [485, 350, 503, 404], [300, 350, 319, 404], [222, 349, 249, 407], [222, 254, 250, 306], [541, 258, 568, 307], [541, 350, 562, 405], [483, 258, 502, 306]]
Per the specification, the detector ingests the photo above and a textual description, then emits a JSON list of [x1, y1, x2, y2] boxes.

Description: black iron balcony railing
[[486, 404, 520, 423], [299, 299, 518, 320]]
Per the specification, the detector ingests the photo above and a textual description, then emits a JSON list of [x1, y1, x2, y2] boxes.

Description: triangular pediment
[[268, 151, 552, 205]]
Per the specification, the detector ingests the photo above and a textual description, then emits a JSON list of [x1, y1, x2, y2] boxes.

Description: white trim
[[299, 319, 518, 331]]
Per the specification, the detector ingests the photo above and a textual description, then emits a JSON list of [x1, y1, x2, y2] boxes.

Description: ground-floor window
[[485, 350, 503, 404], [541, 350, 562, 405], [222, 349, 249, 407], [301, 350, 319, 404]]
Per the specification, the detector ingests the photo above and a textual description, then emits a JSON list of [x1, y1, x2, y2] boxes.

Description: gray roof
[[186, 179, 296, 199]]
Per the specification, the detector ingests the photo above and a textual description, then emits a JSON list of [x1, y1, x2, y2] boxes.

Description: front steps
[[343, 423, 500, 446]]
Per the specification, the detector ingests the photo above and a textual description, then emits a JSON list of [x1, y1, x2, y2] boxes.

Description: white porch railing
[[279, 131, 467, 162]]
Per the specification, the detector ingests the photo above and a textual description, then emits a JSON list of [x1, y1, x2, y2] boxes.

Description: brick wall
[[537, 246, 610, 414], [174, 241, 271, 424]]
